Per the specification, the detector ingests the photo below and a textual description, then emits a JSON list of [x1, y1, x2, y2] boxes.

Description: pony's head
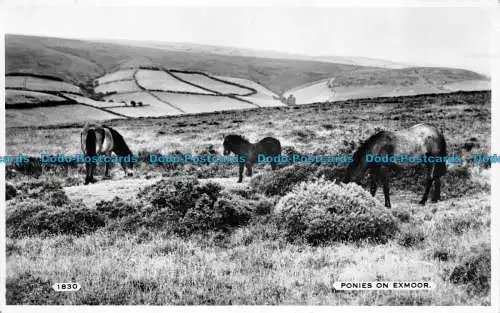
[[106, 126, 135, 177], [222, 134, 250, 155], [344, 148, 367, 183], [344, 131, 388, 183]]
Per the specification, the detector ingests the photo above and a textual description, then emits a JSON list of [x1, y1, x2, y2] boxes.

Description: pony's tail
[[86, 129, 97, 157], [436, 135, 447, 176]]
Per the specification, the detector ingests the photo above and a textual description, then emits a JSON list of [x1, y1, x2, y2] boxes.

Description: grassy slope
[[6, 34, 488, 96], [5, 91, 491, 305]]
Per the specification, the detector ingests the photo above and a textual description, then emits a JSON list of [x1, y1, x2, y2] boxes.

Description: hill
[[6, 34, 489, 97]]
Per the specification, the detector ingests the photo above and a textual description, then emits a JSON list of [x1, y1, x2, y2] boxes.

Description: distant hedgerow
[[274, 178, 398, 245]]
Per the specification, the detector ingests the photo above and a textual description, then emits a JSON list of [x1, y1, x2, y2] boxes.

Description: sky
[[3, 4, 498, 75]]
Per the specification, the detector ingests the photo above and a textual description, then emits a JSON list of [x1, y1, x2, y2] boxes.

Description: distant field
[[94, 80, 141, 94], [102, 91, 176, 109], [152, 92, 257, 113], [106, 105, 180, 118], [6, 104, 124, 127], [96, 69, 136, 84], [135, 70, 214, 94], [6, 75, 82, 94], [6, 90, 69, 108], [285, 79, 491, 105], [172, 72, 254, 95], [214, 76, 285, 107], [443, 80, 491, 92]]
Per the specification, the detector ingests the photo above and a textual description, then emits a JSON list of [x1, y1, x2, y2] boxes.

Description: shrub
[[15, 179, 70, 206], [180, 192, 252, 234], [397, 224, 426, 247], [314, 166, 346, 182], [6, 182, 16, 200], [274, 178, 398, 245], [96, 196, 140, 219], [116, 177, 254, 236], [449, 243, 490, 296], [6, 199, 105, 238], [249, 163, 318, 196], [7, 157, 42, 177]]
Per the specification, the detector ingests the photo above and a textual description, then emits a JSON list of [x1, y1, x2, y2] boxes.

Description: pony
[[81, 123, 134, 185], [344, 123, 447, 208], [223, 134, 282, 183]]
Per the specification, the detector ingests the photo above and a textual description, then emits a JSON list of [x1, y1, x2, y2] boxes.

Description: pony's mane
[[103, 125, 132, 156], [225, 134, 251, 145], [351, 131, 389, 167]]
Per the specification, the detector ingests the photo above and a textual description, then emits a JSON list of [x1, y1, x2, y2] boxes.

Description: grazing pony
[[81, 123, 134, 185], [223, 134, 282, 183], [344, 123, 447, 208]]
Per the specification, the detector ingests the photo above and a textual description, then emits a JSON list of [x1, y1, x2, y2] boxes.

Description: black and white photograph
[[1, 0, 498, 309]]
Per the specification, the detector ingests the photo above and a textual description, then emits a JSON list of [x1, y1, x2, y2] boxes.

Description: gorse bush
[[7, 179, 105, 238], [6, 182, 17, 200], [7, 199, 104, 238], [106, 176, 257, 236], [249, 163, 318, 196], [449, 243, 490, 296], [15, 179, 70, 206], [274, 178, 398, 245]]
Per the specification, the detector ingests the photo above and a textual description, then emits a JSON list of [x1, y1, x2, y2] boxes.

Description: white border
[[1, 1, 499, 313]]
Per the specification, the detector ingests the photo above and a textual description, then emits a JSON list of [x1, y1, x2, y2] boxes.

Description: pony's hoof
[[431, 198, 440, 203], [127, 173, 133, 177], [237, 180, 243, 183], [419, 200, 427, 205]]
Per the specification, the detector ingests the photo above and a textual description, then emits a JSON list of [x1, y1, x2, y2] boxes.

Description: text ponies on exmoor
[[81, 123, 135, 185], [344, 123, 447, 208], [223, 134, 282, 183]]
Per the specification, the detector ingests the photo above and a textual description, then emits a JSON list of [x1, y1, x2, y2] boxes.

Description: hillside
[[6, 34, 489, 97]]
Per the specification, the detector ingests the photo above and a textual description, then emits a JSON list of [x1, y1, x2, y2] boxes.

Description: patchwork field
[[134, 69, 214, 94], [6, 75, 82, 94], [5, 91, 491, 305], [94, 80, 141, 94], [5, 104, 125, 127], [6, 90, 70, 108], [96, 69, 136, 84], [151, 92, 257, 113], [171, 72, 254, 95]]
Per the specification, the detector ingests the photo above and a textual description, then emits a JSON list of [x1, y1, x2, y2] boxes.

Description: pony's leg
[[238, 162, 244, 183], [86, 163, 96, 184], [380, 168, 391, 208], [432, 177, 441, 202], [104, 152, 112, 177], [370, 167, 379, 197], [419, 166, 434, 205], [245, 163, 253, 177], [271, 162, 277, 171], [85, 163, 91, 185]]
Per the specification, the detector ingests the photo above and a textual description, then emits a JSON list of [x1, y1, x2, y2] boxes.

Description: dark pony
[[223, 134, 282, 183], [81, 123, 134, 185], [344, 123, 447, 208]]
